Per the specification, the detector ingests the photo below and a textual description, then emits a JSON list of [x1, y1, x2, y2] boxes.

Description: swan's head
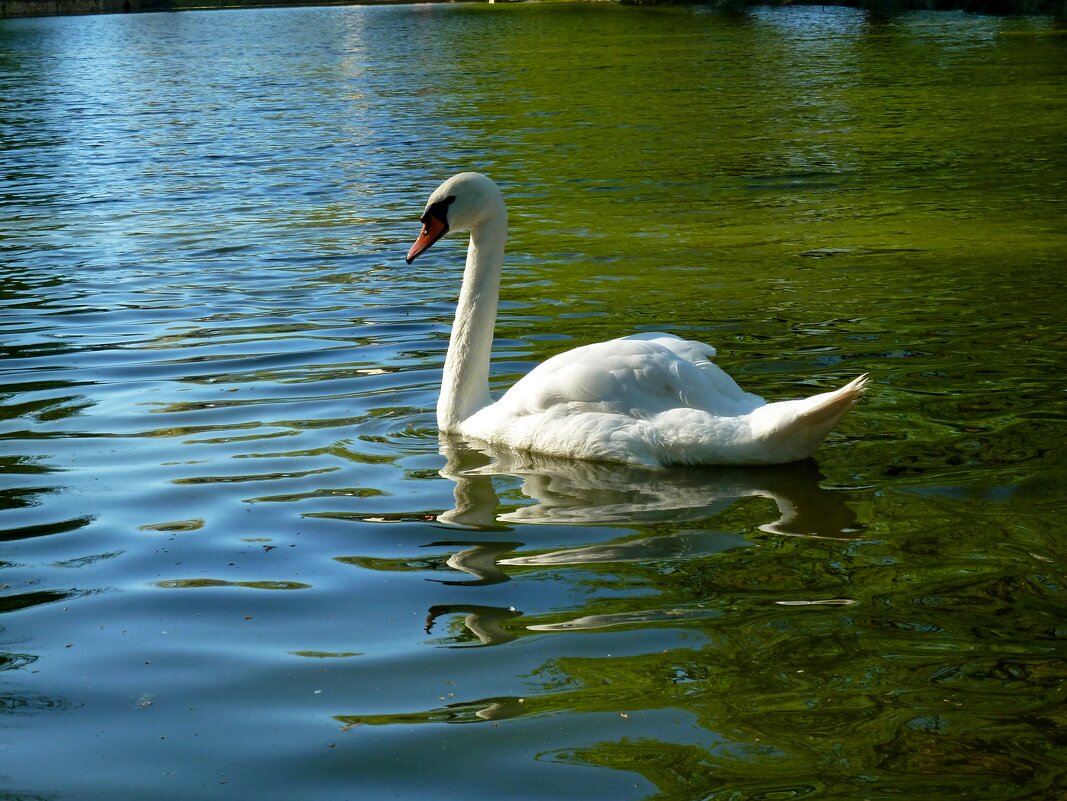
[[406, 172, 505, 264]]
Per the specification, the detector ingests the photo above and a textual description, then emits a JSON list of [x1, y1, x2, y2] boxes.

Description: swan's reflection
[[421, 439, 861, 646], [423, 540, 522, 586], [438, 436, 861, 539], [425, 604, 522, 647]]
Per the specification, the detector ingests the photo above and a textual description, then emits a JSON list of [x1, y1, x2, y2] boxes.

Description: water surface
[[2, 5, 1066, 800]]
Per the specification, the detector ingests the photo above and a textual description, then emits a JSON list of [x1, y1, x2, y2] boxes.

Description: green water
[[1, 4, 1066, 799]]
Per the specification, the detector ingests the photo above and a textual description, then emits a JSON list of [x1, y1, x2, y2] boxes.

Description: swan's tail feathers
[[797, 373, 868, 429], [755, 374, 869, 463]]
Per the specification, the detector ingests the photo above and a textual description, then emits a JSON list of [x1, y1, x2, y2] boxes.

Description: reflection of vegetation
[[0, 690, 82, 714], [332, 471, 1067, 798], [338, 589, 1067, 797], [0, 588, 85, 613], [548, 738, 825, 801], [547, 647, 1067, 799], [0, 455, 56, 478], [0, 652, 38, 671], [170, 466, 339, 485], [51, 550, 124, 568], [1, 514, 93, 543], [247, 484, 388, 503], [138, 518, 204, 533], [5, 0, 1064, 20], [338, 695, 531, 727], [155, 578, 311, 590], [621, 0, 1066, 14]]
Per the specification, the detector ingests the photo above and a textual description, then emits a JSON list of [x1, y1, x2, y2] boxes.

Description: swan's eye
[[424, 195, 456, 227]]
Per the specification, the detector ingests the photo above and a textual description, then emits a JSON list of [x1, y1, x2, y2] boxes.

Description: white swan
[[406, 172, 867, 468]]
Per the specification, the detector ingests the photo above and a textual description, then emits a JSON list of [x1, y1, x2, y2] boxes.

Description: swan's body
[[407, 172, 866, 468]]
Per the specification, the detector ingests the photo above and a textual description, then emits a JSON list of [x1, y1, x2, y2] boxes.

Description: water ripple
[[1, 5, 1065, 801]]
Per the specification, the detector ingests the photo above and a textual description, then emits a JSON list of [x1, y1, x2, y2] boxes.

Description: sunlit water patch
[[2, 4, 1066, 800]]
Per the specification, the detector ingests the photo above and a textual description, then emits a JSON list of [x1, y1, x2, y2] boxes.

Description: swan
[[406, 172, 867, 468]]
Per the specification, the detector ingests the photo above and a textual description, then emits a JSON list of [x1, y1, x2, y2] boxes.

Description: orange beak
[[406, 215, 449, 264]]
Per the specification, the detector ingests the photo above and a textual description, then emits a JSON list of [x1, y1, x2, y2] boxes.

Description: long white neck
[[437, 209, 507, 432]]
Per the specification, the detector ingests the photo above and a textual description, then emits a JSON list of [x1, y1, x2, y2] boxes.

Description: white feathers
[[410, 173, 866, 468]]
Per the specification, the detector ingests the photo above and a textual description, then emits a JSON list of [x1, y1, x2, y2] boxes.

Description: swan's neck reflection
[[425, 604, 522, 647], [424, 540, 522, 586]]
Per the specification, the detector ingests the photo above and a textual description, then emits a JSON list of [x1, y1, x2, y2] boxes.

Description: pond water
[[2, 4, 1066, 799]]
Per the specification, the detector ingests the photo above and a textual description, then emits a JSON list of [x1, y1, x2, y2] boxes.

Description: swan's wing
[[618, 333, 764, 415], [491, 336, 761, 419], [462, 338, 708, 466], [618, 331, 716, 360], [459, 336, 779, 466]]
